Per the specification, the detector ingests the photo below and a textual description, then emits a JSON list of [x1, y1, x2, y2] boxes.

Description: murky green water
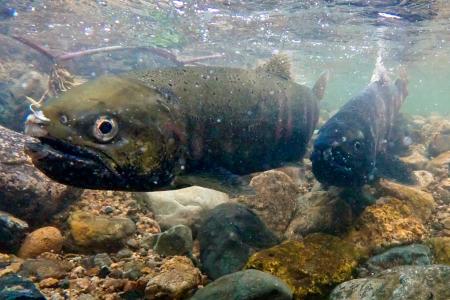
[[1, 0, 449, 116]]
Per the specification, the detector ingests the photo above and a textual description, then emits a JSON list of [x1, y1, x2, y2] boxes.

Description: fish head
[[311, 119, 375, 187], [24, 76, 182, 191]]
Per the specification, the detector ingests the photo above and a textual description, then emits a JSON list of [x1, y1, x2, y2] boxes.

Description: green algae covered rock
[[245, 233, 361, 299], [426, 237, 450, 265]]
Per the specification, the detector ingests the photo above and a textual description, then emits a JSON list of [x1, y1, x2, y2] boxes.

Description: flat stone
[[153, 225, 193, 256], [0, 274, 45, 299], [68, 211, 136, 252], [134, 186, 229, 231], [145, 256, 203, 300], [198, 203, 279, 280], [0, 125, 82, 226], [0, 210, 29, 252], [330, 265, 450, 300], [191, 269, 292, 300], [20, 259, 71, 280], [358, 244, 432, 277], [18, 226, 63, 258]]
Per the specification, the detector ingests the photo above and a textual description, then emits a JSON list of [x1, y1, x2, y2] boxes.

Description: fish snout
[[24, 112, 49, 138]]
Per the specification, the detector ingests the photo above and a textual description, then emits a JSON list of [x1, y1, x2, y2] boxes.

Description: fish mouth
[[311, 147, 362, 187], [24, 136, 123, 190]]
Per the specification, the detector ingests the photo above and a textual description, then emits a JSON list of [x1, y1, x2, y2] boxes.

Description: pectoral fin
[[375, 153, 416, 185]]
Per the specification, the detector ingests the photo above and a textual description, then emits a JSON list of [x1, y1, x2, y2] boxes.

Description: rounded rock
[[191, 269, 292, 300], [153, 224, 193, 257], [18, 226, 63, 258], [68, 211, 136, 252]]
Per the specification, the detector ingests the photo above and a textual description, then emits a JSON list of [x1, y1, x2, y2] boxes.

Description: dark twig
[[11, 35, 225, 67], [11, 35, 56, 61]]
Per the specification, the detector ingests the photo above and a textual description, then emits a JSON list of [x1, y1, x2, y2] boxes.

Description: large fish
[[24, 56, 328, 191], [310, 69, 411, 187]]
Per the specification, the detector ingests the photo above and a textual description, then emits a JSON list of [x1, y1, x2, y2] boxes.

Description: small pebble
[[39, 277, 59, 288], [116, 248, 133, 259], [102, 206, 114, 214]]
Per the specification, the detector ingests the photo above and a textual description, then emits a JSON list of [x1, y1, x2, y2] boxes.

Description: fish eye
[[354, 141, 361, 151], [60, 114, 68, 124], [93, 116, 118, 143]]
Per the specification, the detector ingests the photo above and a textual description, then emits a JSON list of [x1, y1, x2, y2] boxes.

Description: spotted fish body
[[311, 74, 408, 187], [25, 57, 328, 191]]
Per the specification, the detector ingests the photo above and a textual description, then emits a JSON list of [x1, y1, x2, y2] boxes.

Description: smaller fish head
[[25, 76, 182, 191], [311, 120, 375, 187]]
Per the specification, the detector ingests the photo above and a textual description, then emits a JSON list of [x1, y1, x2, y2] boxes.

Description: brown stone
[[68, 211, 136, 252], [400, 150, 429, 169], [0, 125, 82, 226], [39, 277, 59, 288], [377, 179, 435, 221], [428, 151, 450, 168], [285, 190, 353, 240], [18, 226, 63, 258], [237, 170, 299, 238], [145, 256, 203, 300], [426, 237, 450, 265], [345, 197, 427, 254]]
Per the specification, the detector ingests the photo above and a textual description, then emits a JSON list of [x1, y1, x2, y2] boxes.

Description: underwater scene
[[0, 0, 449, 299]]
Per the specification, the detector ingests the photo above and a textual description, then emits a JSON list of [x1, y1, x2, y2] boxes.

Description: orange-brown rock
[[345, 197, 427, 254], [18, 226, 63, 258]]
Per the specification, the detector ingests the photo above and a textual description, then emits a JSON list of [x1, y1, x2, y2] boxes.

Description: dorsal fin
[[312, 71, 329, 101], [256, 54, 291, 79]]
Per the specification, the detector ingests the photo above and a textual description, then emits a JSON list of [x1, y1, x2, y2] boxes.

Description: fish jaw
[[24, 137, 125, 190], [310, 145, 368, 187]]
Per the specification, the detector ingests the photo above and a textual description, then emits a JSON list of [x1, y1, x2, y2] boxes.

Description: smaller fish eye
[[354, 141, 361, 151], [60, 114, 68, 124]]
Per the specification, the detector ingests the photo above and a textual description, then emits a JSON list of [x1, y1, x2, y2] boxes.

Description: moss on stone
[[245, 233, 361, 299], [344, 197, 427, 255], [426, 237, 450, 265]]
